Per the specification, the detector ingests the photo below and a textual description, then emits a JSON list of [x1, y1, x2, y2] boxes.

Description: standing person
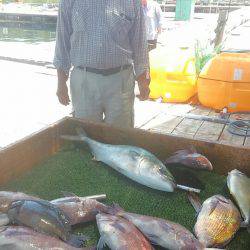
[[141, 0, 164, 51], [54, 0, 150, 128]]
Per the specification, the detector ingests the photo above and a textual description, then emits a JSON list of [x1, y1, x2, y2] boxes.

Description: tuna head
[[136, 154, 176, 192]]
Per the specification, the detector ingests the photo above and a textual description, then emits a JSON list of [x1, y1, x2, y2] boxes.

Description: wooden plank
[[172, 119, 203, 138], [194, 110, 225, 142], [219, 114, 245, 146], [149, 116, 183, 134], [171, 106, 211, 138], [61, 118, 250, 176]]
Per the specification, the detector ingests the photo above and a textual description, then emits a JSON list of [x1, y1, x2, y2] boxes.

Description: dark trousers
[[148, 39, 157, 51]]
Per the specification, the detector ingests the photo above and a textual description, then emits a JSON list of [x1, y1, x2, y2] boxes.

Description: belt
[[77, 64, 132, 76]]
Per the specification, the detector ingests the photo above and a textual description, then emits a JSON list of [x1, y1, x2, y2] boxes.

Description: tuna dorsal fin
[[97, 235, 107, 250], [76, 127, 88, 137], [187, 192, 202, 213]]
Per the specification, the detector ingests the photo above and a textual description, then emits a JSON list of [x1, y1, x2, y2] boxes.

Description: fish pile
[[0, 127, 249, 249]]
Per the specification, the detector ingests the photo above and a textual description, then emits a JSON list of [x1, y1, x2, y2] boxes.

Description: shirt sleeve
[[155, 3, 164, 28], [53, 0, 73, 74], [129, 1, 149, 78]]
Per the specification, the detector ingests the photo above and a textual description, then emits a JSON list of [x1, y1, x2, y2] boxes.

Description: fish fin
[[187, 192, 202, 213], [0, 213, 9, 226], [129, 150, 141, 161], [61, 191, 80, 200], [144, 233, 160, 245], [106, 203, 124, 215], [97, 236, 106, 250], [76, 127, 88, 137], [67, 234, 88, 248]]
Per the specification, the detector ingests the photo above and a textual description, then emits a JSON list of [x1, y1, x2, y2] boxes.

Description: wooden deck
[[135, 102, 250, 148]]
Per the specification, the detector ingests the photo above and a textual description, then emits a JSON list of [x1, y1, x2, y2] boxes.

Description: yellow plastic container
[[198, 52, 250, 112], [149, 49, 197, 103]]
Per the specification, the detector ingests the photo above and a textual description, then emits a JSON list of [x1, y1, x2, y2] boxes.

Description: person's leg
[[102, 67, 135, 128], [70, 68, 103, 122]]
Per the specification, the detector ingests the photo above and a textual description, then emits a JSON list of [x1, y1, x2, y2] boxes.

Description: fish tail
[[187, 192, 202, 213], [76, 127, 88, 138], [67, 234, 88, 247]]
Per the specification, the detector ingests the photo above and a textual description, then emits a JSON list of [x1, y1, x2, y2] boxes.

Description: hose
[[228, 120, 250, 137]]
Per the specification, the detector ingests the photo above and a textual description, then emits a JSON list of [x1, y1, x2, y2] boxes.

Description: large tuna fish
[[189, 194, 241, 248], [61, 128, 200, 193], [0, 226, 92, 250], [227, 169, 250, 232], [96, 213, 153, 250], [107, 205, 205, 250], [165, 149, 213, 171], [7, 200, 87, 247]]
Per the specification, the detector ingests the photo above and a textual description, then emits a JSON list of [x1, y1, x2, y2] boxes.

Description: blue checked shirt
[[53, 0, 149, 77]]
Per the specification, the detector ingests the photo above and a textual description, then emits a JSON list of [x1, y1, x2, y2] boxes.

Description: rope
[[228, 120, 250, 137]]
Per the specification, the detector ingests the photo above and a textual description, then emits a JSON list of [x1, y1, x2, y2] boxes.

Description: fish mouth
[[196, 156, 213, 170]]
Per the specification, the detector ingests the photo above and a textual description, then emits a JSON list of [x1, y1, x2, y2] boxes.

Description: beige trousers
[[70, 67, 135, 128]]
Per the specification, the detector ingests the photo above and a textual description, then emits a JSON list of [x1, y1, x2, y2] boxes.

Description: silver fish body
[[0, 226, 90, 250], [227, 169, 250, 228], [96, 213, 153, 250], [62, 132, 176, 192], [7, 200, 86, 247]]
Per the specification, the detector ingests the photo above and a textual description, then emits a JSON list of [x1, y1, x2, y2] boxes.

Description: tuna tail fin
[[60, 127, 88, 142], [187, 192, 202, 213], [67, 234, 88, 248], [76, 127, 88, 138]]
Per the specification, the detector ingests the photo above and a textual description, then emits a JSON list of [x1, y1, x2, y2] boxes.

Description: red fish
[[96, 213, 153, 250], [165, 148, 213, 171], [0, 226, 92, 249]]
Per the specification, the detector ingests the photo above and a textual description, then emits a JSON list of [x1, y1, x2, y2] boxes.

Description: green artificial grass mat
[[2, 147, 249, 249]]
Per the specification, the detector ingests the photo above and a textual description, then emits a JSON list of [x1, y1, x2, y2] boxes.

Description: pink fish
[[0, 226, 93, 249], [165, 148, 213, 171], [96, 213, 153, 250]]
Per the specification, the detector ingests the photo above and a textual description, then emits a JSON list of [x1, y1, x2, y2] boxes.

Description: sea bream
[[0, 226, 92, 250], [107, 205, 205, 250], [189, 194, 241, 248], [61, 128, 200, 193], [96, 213, 153, 250], [165, 149, 213, 171], [227, 169, 250, 232], [7, 199, 87, 247]]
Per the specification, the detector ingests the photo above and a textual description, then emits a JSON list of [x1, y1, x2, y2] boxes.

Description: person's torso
[[69, 0, 137, 68]]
